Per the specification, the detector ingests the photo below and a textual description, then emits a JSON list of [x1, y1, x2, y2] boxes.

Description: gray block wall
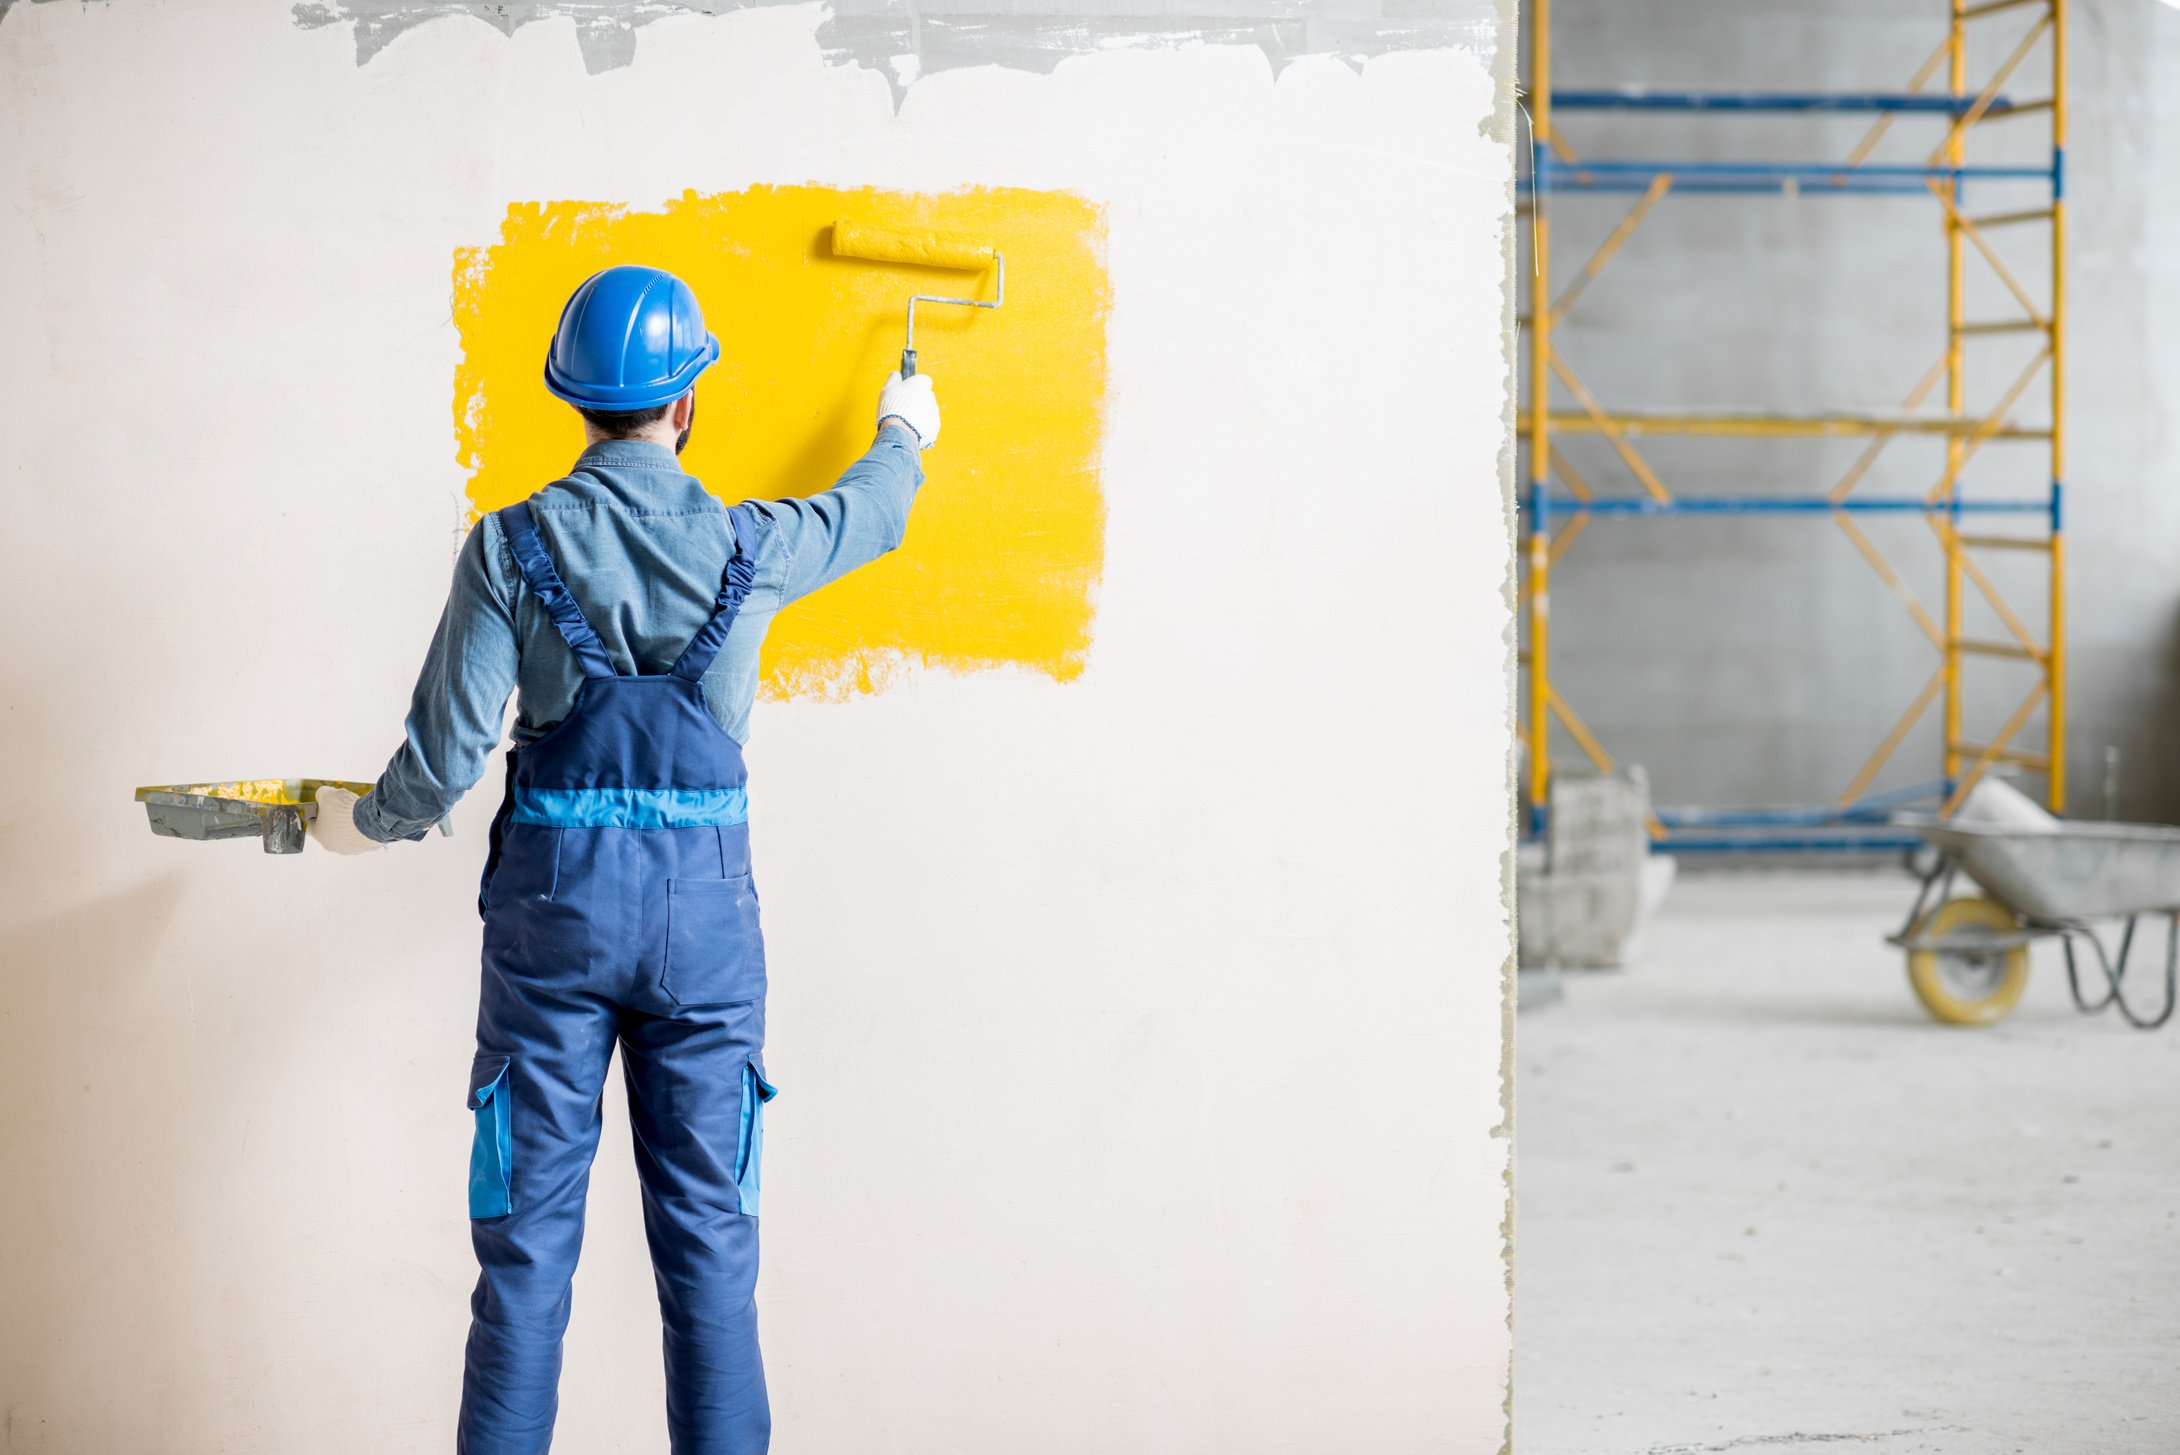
[[1524, 0, 2180, 823]]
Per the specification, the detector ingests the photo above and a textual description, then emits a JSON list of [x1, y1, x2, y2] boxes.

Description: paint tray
[[134, 778, 377, 855]]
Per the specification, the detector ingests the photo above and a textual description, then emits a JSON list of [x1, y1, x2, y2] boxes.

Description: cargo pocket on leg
[[468, 1054, 512, 1219], [733, 1063, 778, 1218]]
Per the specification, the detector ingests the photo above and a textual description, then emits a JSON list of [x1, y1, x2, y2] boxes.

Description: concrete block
[[1519, 769, 1676, 969]]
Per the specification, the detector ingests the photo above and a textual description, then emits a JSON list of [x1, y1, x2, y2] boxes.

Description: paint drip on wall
[[453, 185, 1108, 700]]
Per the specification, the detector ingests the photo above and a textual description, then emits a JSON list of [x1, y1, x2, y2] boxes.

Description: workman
[[309, 264, 940, 1454]]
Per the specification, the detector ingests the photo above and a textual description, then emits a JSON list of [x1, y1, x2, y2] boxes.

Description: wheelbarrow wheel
[[1906, 896, 2030, 1027]]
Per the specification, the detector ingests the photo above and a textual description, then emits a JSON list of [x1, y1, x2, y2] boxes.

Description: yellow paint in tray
[[190, 779, 294, 804], [453, 186, 1109, 700]]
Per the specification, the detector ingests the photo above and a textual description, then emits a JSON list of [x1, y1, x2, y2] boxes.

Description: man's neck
[[584, 428, 680, 451]]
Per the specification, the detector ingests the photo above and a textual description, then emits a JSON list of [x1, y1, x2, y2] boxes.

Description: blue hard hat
[[544, 265, 720, 411]]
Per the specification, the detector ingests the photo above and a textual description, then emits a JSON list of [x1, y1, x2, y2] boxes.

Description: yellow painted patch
[[452, 186, 1108, 698]]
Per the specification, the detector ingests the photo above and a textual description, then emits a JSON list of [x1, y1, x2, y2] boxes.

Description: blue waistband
[[510, 787, 749, 830]]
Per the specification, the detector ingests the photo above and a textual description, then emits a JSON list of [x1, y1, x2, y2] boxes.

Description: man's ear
[[673, 391, 697, 431]]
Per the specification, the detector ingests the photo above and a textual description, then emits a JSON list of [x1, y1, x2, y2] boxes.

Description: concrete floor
[[1516, 869, 2180, 1455]]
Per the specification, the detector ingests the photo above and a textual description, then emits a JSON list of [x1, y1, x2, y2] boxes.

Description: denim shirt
[[354, 430, 925, 843]]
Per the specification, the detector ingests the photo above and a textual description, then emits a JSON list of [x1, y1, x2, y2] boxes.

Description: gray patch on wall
[[272, 1, 1495, 88], [0, 0, 104, 21]]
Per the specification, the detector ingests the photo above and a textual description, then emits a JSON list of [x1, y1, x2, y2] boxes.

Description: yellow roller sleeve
[[830, 219, 995, 272]]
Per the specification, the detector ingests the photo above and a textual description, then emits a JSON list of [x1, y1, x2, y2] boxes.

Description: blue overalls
[[461, 498, 777, 1454]]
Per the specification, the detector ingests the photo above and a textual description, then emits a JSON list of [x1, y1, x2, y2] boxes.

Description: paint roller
[[829, 219, 1005, 378]]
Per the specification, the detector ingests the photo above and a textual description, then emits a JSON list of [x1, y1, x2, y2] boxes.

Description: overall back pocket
[[662, 875, 766, 1007]]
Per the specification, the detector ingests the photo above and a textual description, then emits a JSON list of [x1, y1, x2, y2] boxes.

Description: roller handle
[[900, 347, 918, 379]]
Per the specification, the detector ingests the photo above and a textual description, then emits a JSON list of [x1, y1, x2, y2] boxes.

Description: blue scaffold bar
[[1524, 791, 1946, 853], [1523, 158, 2056, 196], [1654, 781, 1945, 831], [1551, 89, 2021, 115], [1523, 178, 1954, 195], [1523, 493, 2051, 516], [1659, 832, 1925, 854]]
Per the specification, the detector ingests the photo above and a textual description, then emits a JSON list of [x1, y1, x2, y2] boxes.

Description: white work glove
[[309, 785, 384, 856], [877, 370, 940, 449]]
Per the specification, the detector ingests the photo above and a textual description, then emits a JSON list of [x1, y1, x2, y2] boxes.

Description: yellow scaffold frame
[[1519, 0, 2068, 848]]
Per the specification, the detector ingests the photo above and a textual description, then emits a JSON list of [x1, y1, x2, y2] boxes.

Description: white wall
[[0, 3, 1515, 1449]]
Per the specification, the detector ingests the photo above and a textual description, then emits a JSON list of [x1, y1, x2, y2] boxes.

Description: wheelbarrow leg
[[2114, 914, 2180, 1030], [2061, 921, 2120, 1014], [2060, 915, 2180, 1029]]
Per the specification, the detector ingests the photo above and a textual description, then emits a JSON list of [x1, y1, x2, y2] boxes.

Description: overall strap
[[670, 505, 758, 681], [498, 501, 618, 680]]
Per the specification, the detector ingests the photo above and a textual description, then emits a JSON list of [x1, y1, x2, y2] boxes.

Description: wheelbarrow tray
[[1895, 814, 2180, 921], [135, 778, 373, 854]]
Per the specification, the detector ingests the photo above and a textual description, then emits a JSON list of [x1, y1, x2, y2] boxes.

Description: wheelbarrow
[[1887, 814, 2180, 1029]]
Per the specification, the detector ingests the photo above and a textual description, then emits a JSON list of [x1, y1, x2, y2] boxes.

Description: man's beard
[[675, 399, 695, 455]]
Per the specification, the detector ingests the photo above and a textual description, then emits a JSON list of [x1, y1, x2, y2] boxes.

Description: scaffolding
[[1519, 0, 2068, 852]]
